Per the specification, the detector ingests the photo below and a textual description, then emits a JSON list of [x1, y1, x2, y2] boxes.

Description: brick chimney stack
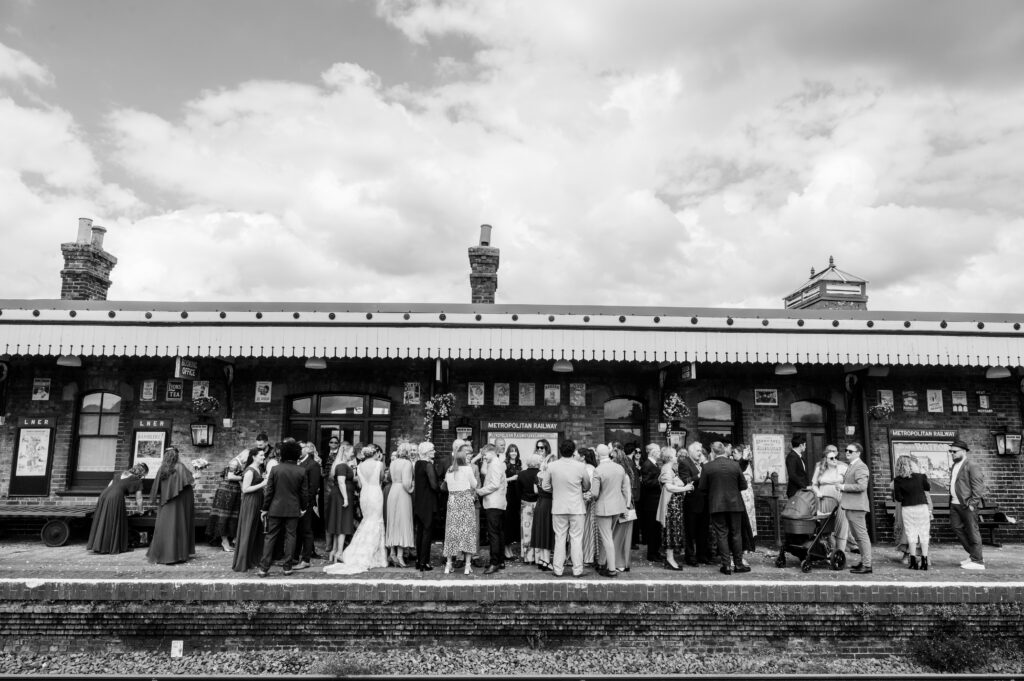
[[468, 224, 499, 304], [60, 217, 118, 300]]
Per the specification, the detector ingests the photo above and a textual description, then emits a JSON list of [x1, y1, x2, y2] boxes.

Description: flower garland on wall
[[191, 396, 221, 417], [662, 392, 692, 425], [423, 392, 456, 439]]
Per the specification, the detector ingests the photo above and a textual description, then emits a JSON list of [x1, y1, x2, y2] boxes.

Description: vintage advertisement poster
[[902, 390, 919, 412], [192, 380, 210, 400], [132, 431, 166, 479], [926, 389, 944, 413], [468, 382, 485, 406], [951, 390, 968, 413], [402, 382, 420, 405], [753, 388, 778, 407], [493, 383, 510, 406], [31, 378, 50, 401], [569, 383, 586, 407], [878, 389, 895, 408], [140, 379, 156, 402], [543, 384, 561, 406], [15, 428, 50, 476], [254, 381, 272, 403], [166, 379, 183, 401], [889, 428, 957, 492], [752, 433, 786, 485], [518, 383, 536, 406]]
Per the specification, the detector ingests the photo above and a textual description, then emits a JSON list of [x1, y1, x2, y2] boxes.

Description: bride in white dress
[[323, 449, 388, 575]]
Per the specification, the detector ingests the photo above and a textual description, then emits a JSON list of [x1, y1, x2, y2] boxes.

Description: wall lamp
[[774, 362, 797, 376], [56, 355, 83, 367], [552, 359, 574, 373], [985, 366, 1011, 379], [304, 358, 327, 370]]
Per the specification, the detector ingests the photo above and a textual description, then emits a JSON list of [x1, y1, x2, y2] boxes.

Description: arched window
[[697, 398, 741, 450], [287, 393, 392, 460], [604, 397, 645, 452], [72, 391, 123, 488]]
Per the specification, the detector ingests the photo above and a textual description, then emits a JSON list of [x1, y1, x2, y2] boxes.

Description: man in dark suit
[[678, 441, 711, 566], [292, 441, 323, 569], [258, 440, 308, 577], [412, 441, 439, 571], [786, 434, 809, 497], [699, 441, 749, 575], [638, 443, 663, 561], [948, 439, 987, 570]]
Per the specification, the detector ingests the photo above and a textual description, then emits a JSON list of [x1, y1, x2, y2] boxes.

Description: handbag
[[618, 508, 637, 523]]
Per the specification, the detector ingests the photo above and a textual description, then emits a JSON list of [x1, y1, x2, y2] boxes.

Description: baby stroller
[[774, 489, 846, 573]]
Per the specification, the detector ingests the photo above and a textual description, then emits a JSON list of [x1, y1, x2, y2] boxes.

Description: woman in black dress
[[147, 447, 196, 565], [502, 444, 523, 560], [530, 440, 555, 571], [87, 463, 148, 554], [326, 444, 357, 562], [232, 450, 268, 572]]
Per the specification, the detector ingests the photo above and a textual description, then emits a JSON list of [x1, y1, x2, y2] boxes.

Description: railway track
[[0, 674, 1020, 680]]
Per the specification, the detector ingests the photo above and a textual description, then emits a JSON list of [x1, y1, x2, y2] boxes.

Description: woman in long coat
[[87, 463, 148, 554], [147, 447, 196, 565]]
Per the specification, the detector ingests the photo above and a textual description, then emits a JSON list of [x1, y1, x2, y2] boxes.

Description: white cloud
[[0, 41, 52, 86]]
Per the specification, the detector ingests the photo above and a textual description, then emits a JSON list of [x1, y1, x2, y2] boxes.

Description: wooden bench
[[885, 496, 1015, 547], [0, 504, 94, 546]]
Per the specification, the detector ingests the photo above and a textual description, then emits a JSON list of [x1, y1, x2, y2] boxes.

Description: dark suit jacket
[[699, 456, 747, 514], [412, 459, 439, 522], [298, 455, 322, 508], [951, 458, 986, 508], [640, 458, 661, 498], [433, 453, 453, 487], [786, 450, 809, 497], [262, 461, 308, 518], [677, 457, 706, 512]]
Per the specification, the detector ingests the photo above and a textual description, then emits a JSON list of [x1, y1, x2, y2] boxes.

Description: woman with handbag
[[611, 448, 637, 573]]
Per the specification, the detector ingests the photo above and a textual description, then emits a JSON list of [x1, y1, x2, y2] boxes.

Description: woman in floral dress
[[442, 447, 479, 575]]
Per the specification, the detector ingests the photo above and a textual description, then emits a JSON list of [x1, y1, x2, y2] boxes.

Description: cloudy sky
[[2, 0, 1024, 311]]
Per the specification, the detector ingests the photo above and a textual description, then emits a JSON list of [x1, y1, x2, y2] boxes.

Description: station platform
[[1, 540, 1022, 656]]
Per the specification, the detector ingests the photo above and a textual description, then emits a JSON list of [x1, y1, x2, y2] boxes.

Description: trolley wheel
[[829, 550, 846, 571], [41, 519, 71, 547], [775, 555, 786, 568], [800, 560, 812, 573]]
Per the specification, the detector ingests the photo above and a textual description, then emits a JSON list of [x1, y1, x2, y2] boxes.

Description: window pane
[[697, 400, 732, 422], [81, 393, 103, 413], [77, 438, 117, 472], [371, 429, 388, 452], [291, 397, 312, 415], [605, 426, 642, 446], [791, 401, 825, 424], [319, 395, 363, 415], [101, 394, 122, 413], [604, 398, 643, 421], [371, 398, 391, 415], [79, 415, 100, 435], [99, 415, 119, 436]]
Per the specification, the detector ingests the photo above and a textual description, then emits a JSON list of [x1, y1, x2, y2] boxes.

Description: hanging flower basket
[[868, 403, 894, 421], [191, 396, 221, 417], [662, 393, 692, 424]]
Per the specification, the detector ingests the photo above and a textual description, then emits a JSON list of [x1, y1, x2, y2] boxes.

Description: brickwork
[[59, 243, 117, 301], [468, 245, 499, 304], [0, 579, 1022, 654]]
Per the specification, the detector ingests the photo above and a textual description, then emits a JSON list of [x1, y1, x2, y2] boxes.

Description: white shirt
[[949, 458, 965, 505]]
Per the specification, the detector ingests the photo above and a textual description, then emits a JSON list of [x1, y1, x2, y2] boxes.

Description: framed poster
[[255, 381, 272, 403], [977, 391, 991, 413], [132, 430, 166, 480], [951, 390, 968, 413], [494, 382, 510, 406], [902, 390, 919, 412], [468, 382, 485, 406], [753, 388, 778, 407], [192, 380, 210, 400], [926, 389, 943, 413], [140, 379, 156, 402], [518, 383, 535, 406], [166, 379, 183, 401], [31, 378, 50, 401], [543, 384, 561, 406], [889, 428, 957, 493], [9, 420, 56, 496], [751, 433, 787, 485], [569, 383, 586, 407], [878, 389, 895, 408], [402, 382, 420, 405]]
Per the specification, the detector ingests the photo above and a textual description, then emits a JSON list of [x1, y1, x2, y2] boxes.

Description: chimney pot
[[479, 224, 493, 246], [77, 217, 93, 243], [90, 225, 107, 249]]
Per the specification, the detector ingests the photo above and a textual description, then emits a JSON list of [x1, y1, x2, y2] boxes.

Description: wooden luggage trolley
[[0, 504, 94, 546]]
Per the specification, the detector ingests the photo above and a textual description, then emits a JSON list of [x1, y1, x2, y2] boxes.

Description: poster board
[[132, 419, 172, 490], [481, 421, 560, 464], [888, 428, 956, 494], [752, 433, 786, 485], [9, 418, 56, 496]]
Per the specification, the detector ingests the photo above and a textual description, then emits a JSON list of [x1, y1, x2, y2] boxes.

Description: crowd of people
[[83, 430, 988, 576]]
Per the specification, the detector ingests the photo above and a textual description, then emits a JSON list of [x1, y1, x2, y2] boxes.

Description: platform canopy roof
[[2, 300, 1024, 367]]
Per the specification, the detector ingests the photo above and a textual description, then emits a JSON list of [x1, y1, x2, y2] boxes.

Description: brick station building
[[0, 219, 1022, 544]]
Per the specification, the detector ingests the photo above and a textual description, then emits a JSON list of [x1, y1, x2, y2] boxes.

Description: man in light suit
[[592, 444, 630, 577], [476, 443, 507, 574], [948, 439, 986, 570], [543, 439, 591, 577], [836, 442, 872, 574], [699, 441, 750, 575]]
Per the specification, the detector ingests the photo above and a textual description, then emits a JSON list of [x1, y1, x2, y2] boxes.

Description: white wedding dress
[[323, 459, 388, 575]]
